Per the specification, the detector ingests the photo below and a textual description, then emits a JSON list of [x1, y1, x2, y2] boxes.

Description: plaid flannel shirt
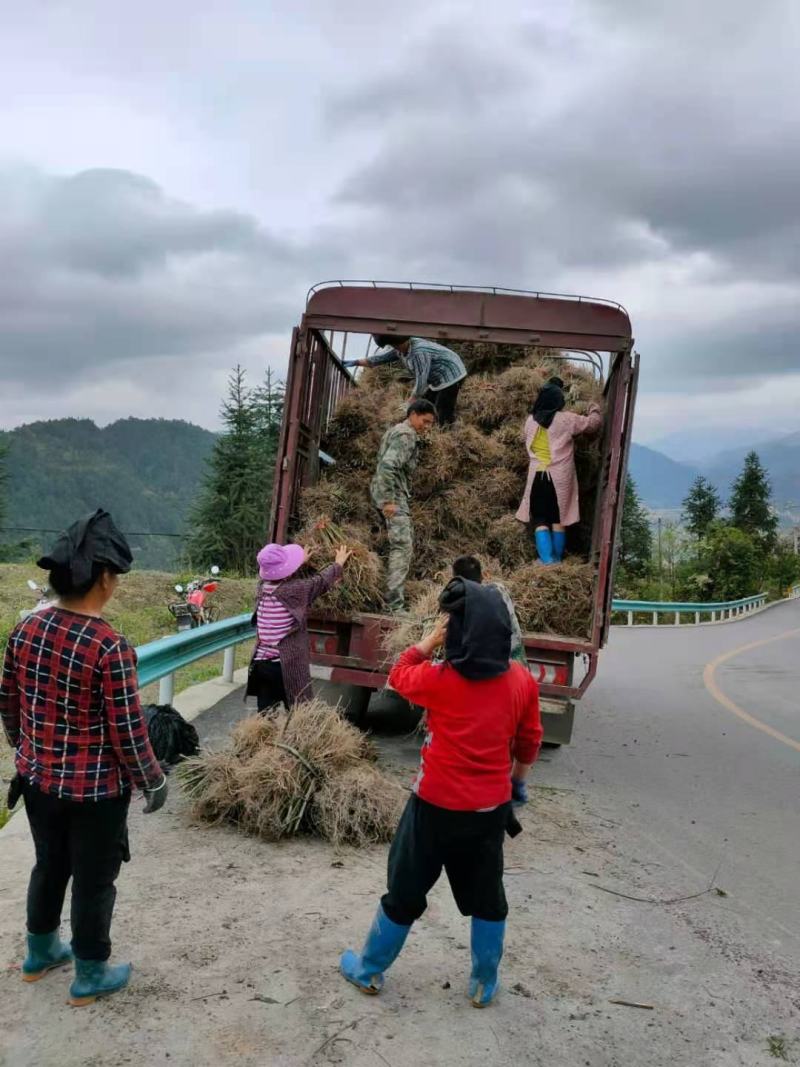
[[367, 337, 466, 396], [0, 608, 161, 801]]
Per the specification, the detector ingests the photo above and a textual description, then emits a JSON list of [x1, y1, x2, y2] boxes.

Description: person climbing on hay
[[349, 334, 467, 426], [340, 577, 542, 1008], [246, 541, 353, 712], [451, 555, 527, 669], [516, 376, 603, 564], [371, 398, 437, 613]]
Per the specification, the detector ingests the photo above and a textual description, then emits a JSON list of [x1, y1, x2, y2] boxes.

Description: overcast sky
[[2, 0, 799, 454]]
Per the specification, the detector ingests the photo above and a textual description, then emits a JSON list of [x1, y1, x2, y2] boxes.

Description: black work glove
[[143, 776, 168, 814], [6, 772, 23, 810]]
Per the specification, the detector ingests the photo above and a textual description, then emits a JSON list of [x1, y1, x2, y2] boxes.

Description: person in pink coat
[[515, 377, 603, 564]]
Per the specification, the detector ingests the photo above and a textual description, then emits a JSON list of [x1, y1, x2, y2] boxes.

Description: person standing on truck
[[247, 541, 353, 712], [516, 376, 603, 564], [0, 510, 167, 1007], [349, 335, 467, 426], [451, 555, 527, 669], [339, 577, 542, 1008], [371, 399, 437, 613]]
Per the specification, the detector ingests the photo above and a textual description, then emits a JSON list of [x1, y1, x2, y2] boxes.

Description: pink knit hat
[[257, 542, 305, 581]]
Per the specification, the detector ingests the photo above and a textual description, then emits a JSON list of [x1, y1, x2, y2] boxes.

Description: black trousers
[[424, 379, 464, 427], [381, 795, 509, 925], [23, 781, 131, 961], [250, 659, 288, 712], [529, 470, 561, 528]]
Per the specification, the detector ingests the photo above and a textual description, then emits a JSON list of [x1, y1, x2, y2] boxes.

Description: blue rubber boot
[[468, 918, 505, 1007], [534, 528, 554, 564], [21, 930, 73, 982], [69, 958, 132, 1007], [552, 530, 566, 562], [340, 906, 411, 995]]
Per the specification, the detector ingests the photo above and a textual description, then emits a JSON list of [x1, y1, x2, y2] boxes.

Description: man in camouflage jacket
[[371, 400, 437, 611]]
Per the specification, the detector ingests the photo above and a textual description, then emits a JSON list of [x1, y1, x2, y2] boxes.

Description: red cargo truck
[[269, 281, 638, 743]]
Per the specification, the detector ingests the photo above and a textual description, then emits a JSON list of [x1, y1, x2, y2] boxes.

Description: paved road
[[553, 599, 800, 956], [198, 599, 800, 958]]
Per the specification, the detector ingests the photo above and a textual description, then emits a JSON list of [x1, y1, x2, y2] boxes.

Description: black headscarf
[[530, 379, 566, 429], [37, 509, 133, 587], [439, 577, 511, 680]]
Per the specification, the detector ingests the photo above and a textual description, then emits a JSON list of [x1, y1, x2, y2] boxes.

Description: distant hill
[[702, 432, 800, 507], [628, 444, 697, 508], [0, 418, 216, 569]]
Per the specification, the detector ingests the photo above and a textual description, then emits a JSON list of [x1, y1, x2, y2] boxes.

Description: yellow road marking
[[703, 627, 800, 753]]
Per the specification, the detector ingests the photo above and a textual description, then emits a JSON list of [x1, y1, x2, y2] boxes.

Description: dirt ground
[[1, 702, 798, 1067]]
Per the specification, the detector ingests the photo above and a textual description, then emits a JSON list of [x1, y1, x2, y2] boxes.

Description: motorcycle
[[19, 578, 55, 621], [168, 566, 221, 631]]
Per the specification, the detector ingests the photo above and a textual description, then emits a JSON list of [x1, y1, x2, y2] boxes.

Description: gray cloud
[[0, 166, 340, 392], [1, 0, 799, 443]]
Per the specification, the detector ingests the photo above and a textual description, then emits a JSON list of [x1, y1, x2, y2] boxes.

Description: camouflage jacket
[[370, 421, 419, 512], [488, 580, 526, 664]]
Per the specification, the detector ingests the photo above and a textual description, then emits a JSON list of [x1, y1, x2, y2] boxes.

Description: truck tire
[[318, 683, 373, 729]]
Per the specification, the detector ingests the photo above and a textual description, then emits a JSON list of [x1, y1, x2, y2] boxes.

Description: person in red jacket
[[340, 577, 542, 1008]]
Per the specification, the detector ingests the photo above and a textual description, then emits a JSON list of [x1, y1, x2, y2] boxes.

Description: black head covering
[[530, 381, 566, 429], [37, 509, 133, 587], [439, 577, 511, 680]]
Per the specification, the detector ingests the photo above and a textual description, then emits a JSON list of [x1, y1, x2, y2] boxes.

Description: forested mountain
[[0, 418, 216, 569]]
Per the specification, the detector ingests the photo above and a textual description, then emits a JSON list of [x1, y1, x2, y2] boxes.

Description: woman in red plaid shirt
[[0, 510, 166, 1006]]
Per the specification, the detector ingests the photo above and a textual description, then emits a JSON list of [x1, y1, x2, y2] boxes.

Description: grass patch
[[767, 1036, 789, 1061], [1, 564, 259, 822]]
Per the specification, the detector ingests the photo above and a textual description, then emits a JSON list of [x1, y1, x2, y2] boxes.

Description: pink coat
[[515, 404, 603, 527]]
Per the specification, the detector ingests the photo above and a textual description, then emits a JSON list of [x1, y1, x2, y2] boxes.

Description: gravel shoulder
[[1, 691, 797, 1067]]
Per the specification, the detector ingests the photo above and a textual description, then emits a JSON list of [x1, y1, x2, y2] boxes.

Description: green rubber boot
[[69, 958, 132, 1007], [21, 930, 73, 982]]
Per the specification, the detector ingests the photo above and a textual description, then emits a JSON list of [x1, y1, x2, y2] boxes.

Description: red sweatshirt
[[388, 647, 543, 812]]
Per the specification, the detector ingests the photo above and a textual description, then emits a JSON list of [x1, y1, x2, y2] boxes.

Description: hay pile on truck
[[269, 283, 638, 744]]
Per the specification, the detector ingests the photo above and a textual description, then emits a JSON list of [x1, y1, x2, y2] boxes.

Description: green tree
[[186, 366, 284, 574], [682, 475, 721, 539], [767, 540, 800, 598], [700, 523, 760, 600], [0, 439, 8, 532], [618, 475, 652, 578], [659, 520, 692, 599], [729, 451, 778, 552]]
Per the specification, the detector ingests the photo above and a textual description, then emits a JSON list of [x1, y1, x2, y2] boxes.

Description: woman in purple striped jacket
[[246, 541, 352, 712]]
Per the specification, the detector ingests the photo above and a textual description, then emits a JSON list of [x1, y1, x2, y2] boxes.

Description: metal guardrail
[[136, 613, 254, 701], [611, 593, 768, 626], [135, 585, 800, 698]]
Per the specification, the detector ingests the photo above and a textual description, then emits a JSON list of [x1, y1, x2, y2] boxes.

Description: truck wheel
[[320, 683, 373, 729]]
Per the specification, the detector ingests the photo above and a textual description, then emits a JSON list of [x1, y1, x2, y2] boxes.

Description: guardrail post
[[652, 611, 657, 625], [711, 610, 716, 622], [674, 611, 679, 626], [627, 611, 633, 626], [223, 646, 236, 684], [158, 673, 175, 705], [695, 611, 700, 624]]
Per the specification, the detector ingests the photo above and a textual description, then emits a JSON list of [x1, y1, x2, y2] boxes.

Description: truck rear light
[[311, 635, 339, 655], [529, 663, 568, 686]]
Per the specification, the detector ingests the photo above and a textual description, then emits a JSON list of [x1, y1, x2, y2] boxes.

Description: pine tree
[[618, 474, 652, 578], [185, 367, 285, 575], [729, 451, 778, 551], [682, 475, 721, 539]]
